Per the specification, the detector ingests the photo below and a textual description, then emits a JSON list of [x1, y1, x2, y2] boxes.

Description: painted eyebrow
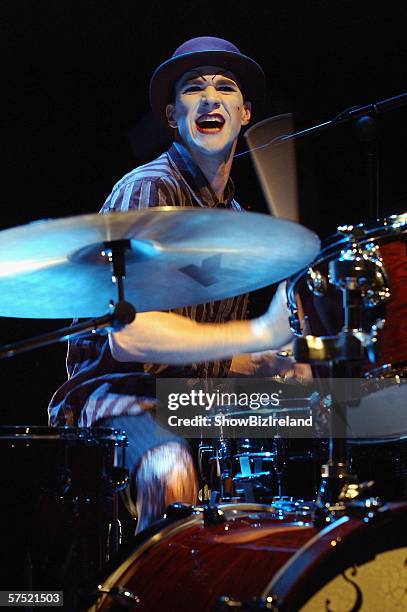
[[181, 75, 238, 86]]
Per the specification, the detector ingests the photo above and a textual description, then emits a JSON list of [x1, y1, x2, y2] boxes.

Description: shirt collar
[[168, 141, 236, 207]]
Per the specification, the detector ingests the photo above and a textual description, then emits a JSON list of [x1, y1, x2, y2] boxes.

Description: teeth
[[197, 115, 224, 124]]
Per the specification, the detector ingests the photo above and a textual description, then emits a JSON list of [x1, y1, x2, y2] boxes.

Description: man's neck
[[186, 142, 236, 202]]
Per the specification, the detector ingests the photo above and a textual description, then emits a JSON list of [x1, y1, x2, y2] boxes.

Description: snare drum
[[198, 389, 325, 504], [93, 500, 407, 611], [0, 426, 127, 597], [200, 436, 326, 503]]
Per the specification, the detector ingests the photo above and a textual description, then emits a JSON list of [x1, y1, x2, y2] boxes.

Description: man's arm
[[109, 281, 293, 364]]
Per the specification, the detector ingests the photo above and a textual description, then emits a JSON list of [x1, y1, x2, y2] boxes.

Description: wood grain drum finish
[[94, 504, 316, 611], [93, 502, 407, 611]]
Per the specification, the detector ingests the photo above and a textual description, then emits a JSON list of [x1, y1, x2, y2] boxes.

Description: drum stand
[[294, 229, 386, 508]]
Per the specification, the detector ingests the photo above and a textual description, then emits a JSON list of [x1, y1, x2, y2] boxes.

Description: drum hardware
[[218, 595, 276, 610], [0, 238, 136, 360], [96, 586, 140, 608], [233, 442, 275, 503], [338, 479, 375, 503], [306, 267, 327, 297], [310, 494, 380, 528], [275, 349, 293, 358], [106, 466, 130, 557], [272, 437, 288, 499], [288, 214, 407, 449], [293, 228, 390, 509], [164, 502, 195, 520], [198, 441, 221, 503], [56, 466, 73, 496], [203, 504, 227, 525], [269, 498, 314, 516], [342, 496, 383, 518], [364, 359, 407, 379], [329, 226, 391, 310], [307, 230, 391, 312], [288, 213, 406, 346], [110, 466, 130, 492]]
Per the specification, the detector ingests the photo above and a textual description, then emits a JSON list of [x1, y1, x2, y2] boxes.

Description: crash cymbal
[[0, 207, 320, 318]]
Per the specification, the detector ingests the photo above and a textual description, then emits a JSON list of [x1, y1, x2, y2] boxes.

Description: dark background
[[2, 1, 406, 424]]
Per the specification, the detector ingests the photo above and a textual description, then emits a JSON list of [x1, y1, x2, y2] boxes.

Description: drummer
[[48, 36, 294, 532]]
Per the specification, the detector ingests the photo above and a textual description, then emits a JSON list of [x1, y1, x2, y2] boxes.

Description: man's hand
[[230, 345, 313, 381]]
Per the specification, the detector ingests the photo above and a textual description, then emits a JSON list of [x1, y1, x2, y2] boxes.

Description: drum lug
[[97, 585, 140, 608], [345, 496, 383, 519], [203, 503, 226, 525], [329, 237, 391, 309], [57, 468, 72, 496], [312, 504, 338, 528], [306, 266, 327, 296], [364, 318, 386, 363], [218, 594, 280, 610], [110, 466, 129, 492], [165, 502, 195, 520], [288, 311, 302, 335]]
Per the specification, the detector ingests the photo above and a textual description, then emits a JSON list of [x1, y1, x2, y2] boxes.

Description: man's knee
[[136, 442, 197, 506]]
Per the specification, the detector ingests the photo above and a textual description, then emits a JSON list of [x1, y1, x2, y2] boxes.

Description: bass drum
[[93, 501, 407, 611]]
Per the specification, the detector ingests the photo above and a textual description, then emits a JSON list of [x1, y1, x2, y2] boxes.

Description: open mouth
[[195, 113, 225, 134]]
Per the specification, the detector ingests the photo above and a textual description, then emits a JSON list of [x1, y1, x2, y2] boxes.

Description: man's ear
[[241, 101, 252, 126], [165, 104, 177, 129]]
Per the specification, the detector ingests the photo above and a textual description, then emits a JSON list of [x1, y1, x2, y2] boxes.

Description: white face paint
[[166, 65, 251, 159]]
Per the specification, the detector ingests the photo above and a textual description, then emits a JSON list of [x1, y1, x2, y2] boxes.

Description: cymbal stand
[[0, 240, 136, 359], [293, 227, 389, 507]]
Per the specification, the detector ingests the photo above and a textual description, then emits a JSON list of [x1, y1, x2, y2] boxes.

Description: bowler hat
[[149, 36, 265, 120]]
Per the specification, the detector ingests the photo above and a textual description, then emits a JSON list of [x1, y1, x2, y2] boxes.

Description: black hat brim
[[149, 50, 265, 121]]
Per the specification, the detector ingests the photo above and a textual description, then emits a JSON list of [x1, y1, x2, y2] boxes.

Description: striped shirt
[[48, 142, 249, 427]]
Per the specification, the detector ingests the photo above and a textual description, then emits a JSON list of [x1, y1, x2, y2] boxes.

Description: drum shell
[[287, 216, 407, 443], [287, 216, 407, 370], [200, 437, 326, 503], [200, 437, 407, 504], [0, 426, 126, 593], [94, 502, 407, 611], [94, 504, 317, 611]]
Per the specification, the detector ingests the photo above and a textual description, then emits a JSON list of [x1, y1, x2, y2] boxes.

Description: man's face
[[166, 66, 251, 158]]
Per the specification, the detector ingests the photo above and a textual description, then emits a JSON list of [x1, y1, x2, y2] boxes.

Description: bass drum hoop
[[262, 501, 407, 611]]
